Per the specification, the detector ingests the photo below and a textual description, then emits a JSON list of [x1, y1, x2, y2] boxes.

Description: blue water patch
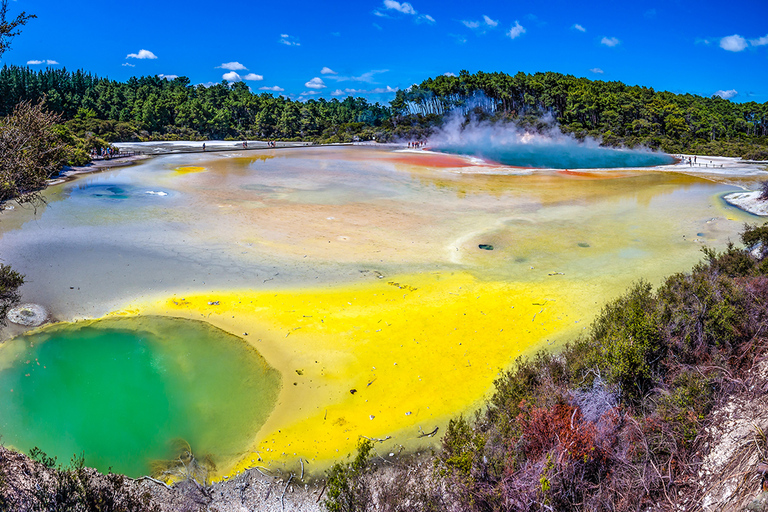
[[436, 143, 675, 169], [68, 183, 172, 201]]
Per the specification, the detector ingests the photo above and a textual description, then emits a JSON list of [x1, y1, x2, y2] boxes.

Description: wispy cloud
[[321, 67, 337, 75], [720, 34, 747, 52], [122, 62, 135, 67], [590, 67, 604, 74], [375, 0, 434, 23], [324, 69, 388, 83], [450, 33, 468, 44], [27, 59, 58, 65], [601, 36, 620, 47], [573, 23, 586, 32], [159, 74, 178, 80], [218, 62, 247, 71], [462, 14, 498, 32], [279, 34, 300, 46], [383, 0, 415, 14], [483, 15, 498, 28], [714, 89, 737, 99], [259, 85, 285, 92], [508, 21, 525, 40], [243, 73, 263, 81], [126, 49, 157, 59], [331, 86, 398, 96], [305, 77, 326, 89], [751, 34, 768, 46], [444, 72, 456, 77]]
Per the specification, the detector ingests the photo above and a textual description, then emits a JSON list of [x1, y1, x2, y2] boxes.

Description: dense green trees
[[1, 66, 765, 155], [396, 70, 768, 156], [0, 66, 391, 142]]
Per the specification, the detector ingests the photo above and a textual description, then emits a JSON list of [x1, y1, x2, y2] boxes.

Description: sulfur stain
[[174, 166, 207, 174], [119, 271, 589, 479]]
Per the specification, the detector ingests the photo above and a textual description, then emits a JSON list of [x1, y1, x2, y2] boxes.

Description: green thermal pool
[[0, 316, 280, 477]]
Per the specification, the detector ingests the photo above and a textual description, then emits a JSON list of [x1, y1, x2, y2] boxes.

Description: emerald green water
[[0, 316, 281, 477]]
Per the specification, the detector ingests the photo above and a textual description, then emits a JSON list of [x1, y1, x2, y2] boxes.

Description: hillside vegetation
[[1, 66, 767, 158], [321, 224, 768, 511]]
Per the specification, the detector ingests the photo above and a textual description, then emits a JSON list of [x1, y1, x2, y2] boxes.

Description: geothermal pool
[[0, 145, 761, 478]]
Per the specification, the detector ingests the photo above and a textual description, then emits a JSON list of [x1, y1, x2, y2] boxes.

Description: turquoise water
[[438, 143, 675, 168], [0, 316, 280, 477]]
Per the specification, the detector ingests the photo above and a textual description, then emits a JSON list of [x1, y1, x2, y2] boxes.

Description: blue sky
[[3, 0, 768, 104]]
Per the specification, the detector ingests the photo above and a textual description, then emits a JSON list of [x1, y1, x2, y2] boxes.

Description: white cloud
[[259, 85, 285, 92], [590, 68, 604, 74], [750, 34, 768, 46], [334, 86, 398, 95], [383, 0, 415, 14], [324, 69, 388, 83], [573, 23, 586, 32], [46, 60, 58, 65], [126, 49, 157, 59], [601, 36, 620, 47], [714, 89, 738, 99], [463, 15, 497, 31], [279, 34, 300, 46], [720, 34, 747, 52], [419, 14, 435, 23], [122, 62, 135, 67], [443, 72, 456, 77], [508, 21, 525, 39], [298, 91, 321, 96], [218, 62, 247, 70], [305, 77, 326, 89], [321, 67, 337, 75], [159, 74, 178, 80], [222, 71, 242, 82], [243, 73, 263, 81], [483, 15, 498, 27], [27, 60, 43, 65]]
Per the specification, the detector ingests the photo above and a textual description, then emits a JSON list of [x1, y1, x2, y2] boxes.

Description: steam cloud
[[428, 112, 674, 169]]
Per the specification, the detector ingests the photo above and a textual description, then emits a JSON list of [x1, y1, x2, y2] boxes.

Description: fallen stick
[[417, 427, 439, 438], [134, 476, 172, 490], [281, 474, 294, 510]]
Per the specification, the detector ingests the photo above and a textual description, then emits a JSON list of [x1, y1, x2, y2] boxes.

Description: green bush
[[324, 439, 374, 512]]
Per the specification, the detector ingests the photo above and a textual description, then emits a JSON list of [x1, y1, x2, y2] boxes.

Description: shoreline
[[723, 190, 768, 217], [2, 143, 764, 482]]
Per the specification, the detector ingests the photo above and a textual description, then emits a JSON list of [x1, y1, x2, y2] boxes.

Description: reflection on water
[[0, 145, 756, 474], [0, 316, 280, 477]]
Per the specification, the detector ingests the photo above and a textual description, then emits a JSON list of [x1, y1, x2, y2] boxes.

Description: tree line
[[0, 65, 391, 143], [393, 70, 768, 158], [3, 66, 768, 158]]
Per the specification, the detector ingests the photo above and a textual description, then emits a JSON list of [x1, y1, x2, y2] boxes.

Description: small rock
[[478, 244, 494, 250]]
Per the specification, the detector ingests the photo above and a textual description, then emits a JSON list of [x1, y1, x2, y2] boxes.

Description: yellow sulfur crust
[[115, 271, 590, 478]]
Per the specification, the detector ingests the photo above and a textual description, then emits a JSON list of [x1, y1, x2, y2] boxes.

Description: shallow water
[[0, 145, 759, 475], [0, 316, 280, 477], [436, 143, 675, 168]]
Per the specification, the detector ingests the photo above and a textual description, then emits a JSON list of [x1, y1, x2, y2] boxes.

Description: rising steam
[[428, 113, 675, 169]]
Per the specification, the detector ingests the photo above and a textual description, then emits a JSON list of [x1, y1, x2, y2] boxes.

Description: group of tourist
[[407, 141, 426, 148], [90, 146, 119, 159]]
